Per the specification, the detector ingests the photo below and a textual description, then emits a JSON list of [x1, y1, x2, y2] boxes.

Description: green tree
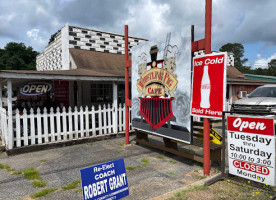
[[267, 59, 276, 76], [48, 29, 60, 44], [219, 43, 248, 72], [0, 42, 39, 70]]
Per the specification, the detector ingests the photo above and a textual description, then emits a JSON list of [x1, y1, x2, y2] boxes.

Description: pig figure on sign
[[164, 45, 178, 98], [137, 52, 147, 97]]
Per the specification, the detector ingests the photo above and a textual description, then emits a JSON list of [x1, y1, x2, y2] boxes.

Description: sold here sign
[[227, 115, 275, 186], [190, 53, 227, 119]]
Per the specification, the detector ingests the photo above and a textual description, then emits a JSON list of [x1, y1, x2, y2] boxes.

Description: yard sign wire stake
[[124, 25, 131, 144]]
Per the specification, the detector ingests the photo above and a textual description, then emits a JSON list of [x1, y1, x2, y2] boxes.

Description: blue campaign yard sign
[[80, 158, 129, 200]]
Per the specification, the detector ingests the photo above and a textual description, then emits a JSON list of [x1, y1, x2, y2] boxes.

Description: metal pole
[[222, 112, 226, 178], [190, 25, 194, 145], [124, 25, 130, 144], [203, 0, 212, 176]]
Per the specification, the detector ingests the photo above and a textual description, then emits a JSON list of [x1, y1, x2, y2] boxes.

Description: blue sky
[[0, 0, 275, 69]]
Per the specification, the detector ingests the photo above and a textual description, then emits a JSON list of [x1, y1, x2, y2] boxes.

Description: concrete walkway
[[0, 135, 215, 200]]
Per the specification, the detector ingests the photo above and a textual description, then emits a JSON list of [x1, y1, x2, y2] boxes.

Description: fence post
[[85, 106, 89, 137], [68, 107, 73, 140], [62, 107, 67, 140], [80, 106, 84, 138], [98, 105, 102, 135], [103, 104, 107, 134], [56, 107, 61, 141], [123, 104, 126, 131], [107, 104, 112, 133], [37, 108, 42, 144], [43, 107, 49, 143], [74, 106, 78, 139], [112, 82, 118, 134], [92, 105, 96, 135], [50, 107, 55, 142], [1, 109, 8, 146], [30, 108, 35, 145], [7, 80, 13, 149], [119, 104, 122, 132], [15, 109, 21, 147], [23, 108, 28, 146]]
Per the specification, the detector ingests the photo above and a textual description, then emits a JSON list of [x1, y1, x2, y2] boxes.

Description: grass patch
[[86, 142, 98, 146], [116, 141, 125, 146], [156, 155, 164, 159], [141, 158, 149, 166], [166, 180, 274, 200], [125, 166, 138, 170], [30, 188, 57, 199], [31, 180, 47, 188], [169, 160, 177, 164], [62, 180, 81, 190], [166, 185, 207, 200], [168, 171, 177, 176], [116, 149, 123, 153], [40, 159, 47, 163], [74, 188, 82, 194], [13, 167, 40, 180], [130, 141, 136, 145], [0, 164, 15, 172]]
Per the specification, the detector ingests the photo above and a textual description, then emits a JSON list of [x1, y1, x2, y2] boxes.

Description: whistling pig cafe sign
[[20, 82, 52, 96], [227, 115, 275, 186], [131, 29, 192, 144], [190, 53, 227, 119]]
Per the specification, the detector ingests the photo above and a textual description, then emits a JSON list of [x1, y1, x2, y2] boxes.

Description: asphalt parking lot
[[0, 134, 216, 200]]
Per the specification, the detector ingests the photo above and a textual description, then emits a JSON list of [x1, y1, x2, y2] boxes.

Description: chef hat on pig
[[164, 45, 178, 59], [137, 52, 148, 65]]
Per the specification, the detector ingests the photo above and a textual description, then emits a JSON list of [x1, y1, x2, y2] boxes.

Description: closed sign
[[227, 115, 275, 186]]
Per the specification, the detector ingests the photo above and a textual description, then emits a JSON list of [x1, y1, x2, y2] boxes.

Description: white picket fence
[[0, 104, 131, 149], [0, 108, 8, 146]]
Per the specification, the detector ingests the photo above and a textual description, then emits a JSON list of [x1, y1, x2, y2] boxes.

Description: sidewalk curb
[[150, 173, 222, 200]]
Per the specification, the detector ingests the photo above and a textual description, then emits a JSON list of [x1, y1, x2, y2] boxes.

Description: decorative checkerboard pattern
[[68, 26, 146, 55], [36, 32, 63, 71]]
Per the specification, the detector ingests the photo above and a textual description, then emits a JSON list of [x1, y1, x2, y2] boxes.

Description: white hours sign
[[227, 115, 275, 186]]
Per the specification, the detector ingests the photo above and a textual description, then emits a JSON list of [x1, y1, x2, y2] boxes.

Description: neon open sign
[[20, 82, 52, 96]]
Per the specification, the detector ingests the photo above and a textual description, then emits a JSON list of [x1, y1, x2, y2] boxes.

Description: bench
[[135, 121, 223, 166]]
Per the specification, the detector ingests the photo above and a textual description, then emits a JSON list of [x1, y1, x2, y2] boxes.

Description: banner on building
[[190, 53, 227, 119], [131, 29, 192, 144], [227, 115, 275, 186]]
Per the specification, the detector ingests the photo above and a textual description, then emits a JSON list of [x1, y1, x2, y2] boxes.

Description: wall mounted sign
[[131, 30, 192, 144], [20, 82, 52, 96], [80, 158, 129, 200], [190, 53, 227, 119], [227, 115, 275, 186]]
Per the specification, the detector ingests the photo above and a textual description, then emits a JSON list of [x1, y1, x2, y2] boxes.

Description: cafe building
[[0, 23, 146, 150]]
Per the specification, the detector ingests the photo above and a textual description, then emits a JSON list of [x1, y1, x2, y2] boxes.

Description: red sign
[[233, 160, 269, 175], [190, 53, 227, 118], [227, 116, 274, 136]]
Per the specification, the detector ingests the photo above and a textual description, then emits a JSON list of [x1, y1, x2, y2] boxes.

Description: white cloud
[[253, 53, 276, 69], [124, 0, 172, 39], [27, 29, 40, 39]]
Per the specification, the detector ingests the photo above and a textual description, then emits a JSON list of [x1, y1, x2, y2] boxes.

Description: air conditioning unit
[[239, 91, 247, 98]]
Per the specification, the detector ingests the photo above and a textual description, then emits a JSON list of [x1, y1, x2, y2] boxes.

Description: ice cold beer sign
[[190, 53, 227, 119], [227, 115, 275, 186]]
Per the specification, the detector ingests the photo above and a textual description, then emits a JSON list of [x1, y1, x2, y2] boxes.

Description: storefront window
[[91, 83, 113, 104]]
